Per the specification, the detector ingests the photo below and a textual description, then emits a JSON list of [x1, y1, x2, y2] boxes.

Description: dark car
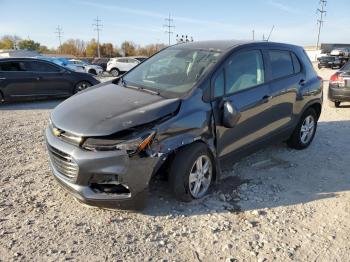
[[0, 58, 100, 102], [317, 56, 345, 69], [328, 61, 350, 107], [45, 40, 323, 209], [91, 58, 110, 71]]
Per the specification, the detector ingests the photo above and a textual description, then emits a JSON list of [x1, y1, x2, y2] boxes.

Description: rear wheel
[[110, 68, 120, 77], [335, 101, 341, 108], [74, 81, 92, 94], [169, 143, 214, 202], [287, 108, 317, 150]]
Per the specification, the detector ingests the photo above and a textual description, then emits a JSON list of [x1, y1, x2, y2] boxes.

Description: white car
[[106, 56, 147, 77], [330, 48, 350, 57], [69, 59, 103, 75]]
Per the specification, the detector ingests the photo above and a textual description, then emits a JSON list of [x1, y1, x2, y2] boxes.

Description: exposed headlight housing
[[82, 131, 156, 156]]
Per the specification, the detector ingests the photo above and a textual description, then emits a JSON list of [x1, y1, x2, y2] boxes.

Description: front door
[[26, 61, 72, 96], [211, 48, 274, 164]]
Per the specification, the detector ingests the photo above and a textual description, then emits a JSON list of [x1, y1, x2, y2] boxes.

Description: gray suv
[[45, 40, 323, 209]]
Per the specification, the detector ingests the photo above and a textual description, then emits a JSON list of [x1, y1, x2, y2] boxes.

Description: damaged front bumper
[[45, 128, 163, 209]]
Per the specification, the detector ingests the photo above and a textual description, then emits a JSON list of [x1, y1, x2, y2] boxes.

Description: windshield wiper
[[139, 87, 160, 95]]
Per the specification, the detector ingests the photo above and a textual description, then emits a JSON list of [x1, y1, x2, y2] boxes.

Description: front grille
[[48, 145, 79, 180]]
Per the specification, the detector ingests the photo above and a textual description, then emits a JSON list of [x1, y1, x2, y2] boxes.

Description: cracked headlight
[[82, 131, 156, 156]]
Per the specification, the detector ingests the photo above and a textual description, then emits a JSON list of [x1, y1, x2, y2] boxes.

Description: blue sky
[[0, 0, 349, 48]]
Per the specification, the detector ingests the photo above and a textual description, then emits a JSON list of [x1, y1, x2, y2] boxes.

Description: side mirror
[[222, 100, 241, 128]]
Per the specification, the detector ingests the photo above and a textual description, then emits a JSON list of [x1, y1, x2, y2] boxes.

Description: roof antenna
[[267, 25, 275, 42]]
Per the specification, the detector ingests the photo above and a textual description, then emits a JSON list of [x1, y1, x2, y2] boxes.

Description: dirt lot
[[1, 68, 350, 262]]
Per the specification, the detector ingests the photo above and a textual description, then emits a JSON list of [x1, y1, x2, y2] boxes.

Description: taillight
[[330, 73, 344, 87]]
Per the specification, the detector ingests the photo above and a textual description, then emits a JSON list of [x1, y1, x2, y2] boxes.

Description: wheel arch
[[154, 139, 220, 182]]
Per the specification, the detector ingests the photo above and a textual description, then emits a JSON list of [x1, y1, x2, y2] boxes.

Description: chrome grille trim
[[48, 145, 79, 180]]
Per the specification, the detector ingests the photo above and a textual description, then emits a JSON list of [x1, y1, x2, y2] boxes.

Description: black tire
[[0, 91, 4, 103], [110, 68, 120, 77], [287, 108, 317, 150], [74, 81, 92, 94], [88, 69, 97, 75], [169, 143, 214, 202], [335, 101, 341, 108]]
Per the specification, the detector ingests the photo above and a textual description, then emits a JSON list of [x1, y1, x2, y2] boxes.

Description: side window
[[226, 50, 265, 94], [28, 61, 60, 72], [269, 50, 294, 79], [291, 52, 301, 73], [127, 58, 136, 63], [118, 58, 127, 63], [213, 70, 225, 98], [0, 61, 27, 71]]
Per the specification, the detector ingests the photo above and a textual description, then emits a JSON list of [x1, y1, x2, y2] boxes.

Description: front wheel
[[74, 81, 92, 94], [335, 101, 341, 108], [287, 108, 317, 150], [169, 143, 214, 202]]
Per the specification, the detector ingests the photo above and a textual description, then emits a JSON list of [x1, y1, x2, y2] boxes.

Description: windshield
[[123, 48, 221, 96]]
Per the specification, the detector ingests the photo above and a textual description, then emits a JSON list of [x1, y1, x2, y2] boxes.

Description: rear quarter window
[[291, 52, 301, 73], [268, 50, 294, 80]]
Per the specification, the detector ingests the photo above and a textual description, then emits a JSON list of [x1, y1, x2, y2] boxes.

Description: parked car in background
[[0, 58, 100, 102], [69, 59, 103, 75], [317, 56, 344, 69], [45, 40, 322, 208], [106, 56, 147, 77], [328, 61, 350, 107], [91, 57, 110, 71], [37, 57, 86, 73], [330, 48, 350, 58]]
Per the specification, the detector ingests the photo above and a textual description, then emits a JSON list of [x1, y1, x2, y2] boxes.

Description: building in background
[[0, 49, 40, 58]]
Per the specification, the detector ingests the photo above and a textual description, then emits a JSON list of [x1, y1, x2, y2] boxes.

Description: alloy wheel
[[300, 115, 315, 144], [188, 155, 212, 198]]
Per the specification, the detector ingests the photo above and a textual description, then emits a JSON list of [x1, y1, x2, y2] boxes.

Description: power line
[[316, 0, 327, 50], [163, 13, 175, 46], [55, 25, 63, 53], [93, 17, 103, 58], [267, 25, 275, 41]]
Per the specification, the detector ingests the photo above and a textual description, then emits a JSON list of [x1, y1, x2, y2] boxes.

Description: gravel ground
[[1, 68, 350, 262]]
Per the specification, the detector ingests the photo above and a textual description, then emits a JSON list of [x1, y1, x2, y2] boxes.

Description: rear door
[[116, 58, 129, 71], [266, 49, 302, 131], [212, 48, 274, 162], [26, 61, 72, 95], [126, 58, 139, 70], [0, 60, 39, 99]]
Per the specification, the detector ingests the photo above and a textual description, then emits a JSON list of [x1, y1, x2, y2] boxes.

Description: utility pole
[[316, 0, 327, 50], [252, 30, 255, 40], [55, 26, 63, 53], [163, 13, 175, 46], [93, 17, 103, 58]]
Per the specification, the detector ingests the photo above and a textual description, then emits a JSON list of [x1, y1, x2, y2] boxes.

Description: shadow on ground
[[141, 120, 350, 217]]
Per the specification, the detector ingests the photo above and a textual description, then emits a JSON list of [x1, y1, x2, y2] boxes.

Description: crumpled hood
[[51, 83, 180, 136]]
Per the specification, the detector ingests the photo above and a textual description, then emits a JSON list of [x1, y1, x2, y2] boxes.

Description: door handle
[[262, 95, 272, 103], [36, 77, 41, 81]]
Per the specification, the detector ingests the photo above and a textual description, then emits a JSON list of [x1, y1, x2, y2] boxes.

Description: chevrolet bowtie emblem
[[52, 128, 62, 137]]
